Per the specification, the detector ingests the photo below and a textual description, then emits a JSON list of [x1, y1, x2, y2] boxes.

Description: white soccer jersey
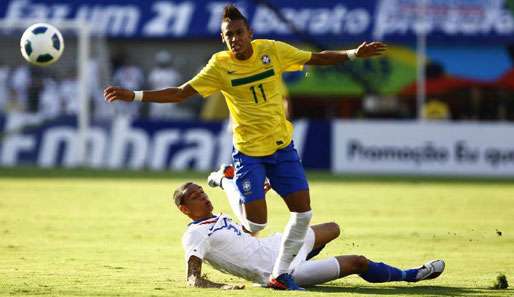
[[182, 214, 315, 285]]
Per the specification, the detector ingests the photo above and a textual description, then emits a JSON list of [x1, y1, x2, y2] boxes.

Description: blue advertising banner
[[2, 115, 513, 176], [0, 115, 331, 170], [1, 0, 514, 44]]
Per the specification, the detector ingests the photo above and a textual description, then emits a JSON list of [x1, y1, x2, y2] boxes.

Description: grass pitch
[[0, 168, 513, 297]]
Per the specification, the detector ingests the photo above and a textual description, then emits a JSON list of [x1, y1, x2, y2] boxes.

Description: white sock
[[221, 178, 248, 227], [272, 210, 313, 278]]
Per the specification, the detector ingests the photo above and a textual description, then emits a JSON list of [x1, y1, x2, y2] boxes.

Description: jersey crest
[[261, 54, 271, 65], [242, 179, 252, 193]]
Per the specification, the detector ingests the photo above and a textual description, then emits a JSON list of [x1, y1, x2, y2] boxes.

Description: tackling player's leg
[[306, 222, 340, 260], [292, 255, 445, 287]]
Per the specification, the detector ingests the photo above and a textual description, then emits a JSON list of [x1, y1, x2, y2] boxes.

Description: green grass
[[1, 168, 513, 296]]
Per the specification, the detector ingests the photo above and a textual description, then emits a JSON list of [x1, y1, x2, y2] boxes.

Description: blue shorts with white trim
[[232, 141, 309, 204]]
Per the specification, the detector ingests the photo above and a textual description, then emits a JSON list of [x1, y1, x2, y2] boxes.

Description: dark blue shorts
[[232, 142, 309, 204]]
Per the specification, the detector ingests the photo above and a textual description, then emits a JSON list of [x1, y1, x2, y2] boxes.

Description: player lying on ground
[[172, 171, 445, 289], [106, 4, 386, 290]]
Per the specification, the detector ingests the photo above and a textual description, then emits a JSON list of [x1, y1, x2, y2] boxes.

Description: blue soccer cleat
[[268, 273, 305, 290]]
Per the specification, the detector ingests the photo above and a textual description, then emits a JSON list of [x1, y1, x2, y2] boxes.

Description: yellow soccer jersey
[[188, 39, 312, 156]]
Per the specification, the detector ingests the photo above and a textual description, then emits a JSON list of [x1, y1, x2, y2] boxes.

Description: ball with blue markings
[[20, 23, 64, 66]]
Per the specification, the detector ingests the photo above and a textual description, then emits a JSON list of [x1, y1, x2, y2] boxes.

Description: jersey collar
[[188, 214, 219, 226], [230, 41, 257, 64]]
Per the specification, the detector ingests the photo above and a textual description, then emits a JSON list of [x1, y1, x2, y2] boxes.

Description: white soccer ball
[[20, 23, 64, 66]]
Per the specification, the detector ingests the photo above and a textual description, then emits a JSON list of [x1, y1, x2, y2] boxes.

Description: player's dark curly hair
[[222, 4, 249, 29]]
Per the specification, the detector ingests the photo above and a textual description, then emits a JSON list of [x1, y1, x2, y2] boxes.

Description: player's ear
[[220, 32, 225, 44], [179, 205, 190, 215]]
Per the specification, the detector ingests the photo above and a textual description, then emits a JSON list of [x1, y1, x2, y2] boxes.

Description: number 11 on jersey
[[250, 84, 266, 103]]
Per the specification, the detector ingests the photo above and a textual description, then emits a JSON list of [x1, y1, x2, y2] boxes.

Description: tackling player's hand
[[355, 41, 387, 58], [104, 86, 135, 102], [220, 284, 245, 290]]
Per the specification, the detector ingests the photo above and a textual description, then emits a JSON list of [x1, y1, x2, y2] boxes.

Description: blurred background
[[1, 0, 514, 177]]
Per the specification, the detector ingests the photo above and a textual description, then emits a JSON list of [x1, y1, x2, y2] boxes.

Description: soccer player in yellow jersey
[[104, 4, 386, 290]]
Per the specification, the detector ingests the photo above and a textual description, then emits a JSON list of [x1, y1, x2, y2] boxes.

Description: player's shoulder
[[210, 50, 232, 65], [255, 39, 298, 56], [182, 224, 209, 246], [252, 39, 278, 51]]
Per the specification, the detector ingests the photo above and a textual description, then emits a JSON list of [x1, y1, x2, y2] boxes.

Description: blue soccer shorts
[[232, 142, 309, 204]]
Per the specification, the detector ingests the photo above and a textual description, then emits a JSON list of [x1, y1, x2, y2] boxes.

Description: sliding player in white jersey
[[173, 168, 445, 289]]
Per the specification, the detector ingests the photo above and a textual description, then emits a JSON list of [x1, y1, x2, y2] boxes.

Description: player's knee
[[354, 255, 369, 273], [327, 222, 340, 239], [246, 219, 267, 233]]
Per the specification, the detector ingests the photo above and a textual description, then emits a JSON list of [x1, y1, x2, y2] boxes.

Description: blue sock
[[404, 268, 419, 282], [359, 261, 409, 283]]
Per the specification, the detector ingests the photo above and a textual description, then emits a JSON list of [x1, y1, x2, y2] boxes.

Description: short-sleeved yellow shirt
[[188, 39, 311, 156]]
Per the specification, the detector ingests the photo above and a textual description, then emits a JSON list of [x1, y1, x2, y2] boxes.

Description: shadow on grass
[[307, 285, 503, 296]]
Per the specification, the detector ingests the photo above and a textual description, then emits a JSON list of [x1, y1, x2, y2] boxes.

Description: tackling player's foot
[[268, 273, 305, 291], [413, 260, 445, 282], [207, 164, 235, 188]]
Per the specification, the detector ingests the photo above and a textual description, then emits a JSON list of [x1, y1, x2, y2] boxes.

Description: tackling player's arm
[[186, 256, 245, 290], [307, 41, 387, 65], [103, 83, 198, 103]]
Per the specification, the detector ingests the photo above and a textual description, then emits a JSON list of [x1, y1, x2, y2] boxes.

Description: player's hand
[[104, 85, 135, 102], [220, 284, 245, 290], [355, 41, 387, 58], [264, 182, 271, 193]]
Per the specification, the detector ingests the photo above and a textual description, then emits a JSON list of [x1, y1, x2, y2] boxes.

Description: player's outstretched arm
[[306, 41, 387, 65], [104, 83, 198, 104], [186, 256, 245, 290]]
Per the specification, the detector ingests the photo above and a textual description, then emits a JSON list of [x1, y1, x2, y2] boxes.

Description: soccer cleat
[[223, 164, 235, 179], [207, 164, 235, 188], [414, 260, 445, 282], [268, 273, 305, 291]]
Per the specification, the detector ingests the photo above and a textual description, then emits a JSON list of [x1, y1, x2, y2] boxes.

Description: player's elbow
[[309, 51, 336, 65], [172, 84, 197, 103], [174, 87, 189, 102], [318, 52, 333, 65]]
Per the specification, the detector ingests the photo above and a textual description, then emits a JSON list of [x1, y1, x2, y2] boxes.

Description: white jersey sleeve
[[182, 227, 210, 262]]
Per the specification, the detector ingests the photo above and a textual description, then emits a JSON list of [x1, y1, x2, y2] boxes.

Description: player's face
[[221, 20, 253, 59], [180, 183, 213, 218]]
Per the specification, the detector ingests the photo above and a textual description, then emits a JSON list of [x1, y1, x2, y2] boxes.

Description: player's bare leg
[[336, 255, 369, 277], [310, 222, 340, 249], [242, 199, 267, 225]]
